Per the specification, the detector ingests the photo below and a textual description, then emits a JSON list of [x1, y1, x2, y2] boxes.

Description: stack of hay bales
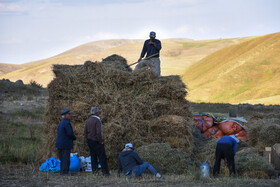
[[136, 143, 198, 175], [41, 55, 194, 168]]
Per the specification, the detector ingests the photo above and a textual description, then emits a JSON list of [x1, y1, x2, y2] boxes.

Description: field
[[1, 165, 280, 186], [0, 82, 279, 186]]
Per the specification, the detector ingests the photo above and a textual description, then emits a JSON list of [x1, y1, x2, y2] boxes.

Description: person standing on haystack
[[84, 107, 110, 176], [133, 31, 162, 76], [56, 109, 76, 176], [213, 135, 239, 177]]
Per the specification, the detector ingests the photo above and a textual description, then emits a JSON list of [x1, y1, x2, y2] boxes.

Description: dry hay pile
[[247, 112, 280, 151], [135, 143, 198, 175], [40, 55, 194, 168], [235, 147, 273, 178]]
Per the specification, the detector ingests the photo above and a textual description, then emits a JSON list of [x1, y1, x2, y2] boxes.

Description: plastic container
[[200, 161, 211, 178]]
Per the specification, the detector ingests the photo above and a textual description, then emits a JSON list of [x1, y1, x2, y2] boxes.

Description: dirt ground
[[0, 164, 279, 187]]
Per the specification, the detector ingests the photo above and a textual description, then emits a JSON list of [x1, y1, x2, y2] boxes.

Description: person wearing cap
[[55, 109, 76, 176], [213, 135, 240, 176], [84, 107, 110, 176], [133, 31, 162, 76], [117, 143, 161, 178]]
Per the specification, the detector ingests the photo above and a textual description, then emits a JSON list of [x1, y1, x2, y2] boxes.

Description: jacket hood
[[119, 150, 133, 157]]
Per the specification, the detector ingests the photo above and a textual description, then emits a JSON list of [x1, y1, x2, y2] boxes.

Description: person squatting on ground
[[118, 143, 162, 178], [133, 31, 162, 76], [213, 135, 240, 176], [84, 107, 110, 176], [55, 109, 76, 176]]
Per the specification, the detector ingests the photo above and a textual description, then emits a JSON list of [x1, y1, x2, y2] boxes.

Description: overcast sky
[[0, 0, 279, 64]]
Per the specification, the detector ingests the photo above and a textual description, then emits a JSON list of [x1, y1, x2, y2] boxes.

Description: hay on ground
[[195, 137, 273, 178], [248, 112, 280, 151], [40, 54, 194, 168], [135, 143, 198, 175], [235, 147, 274, 178]]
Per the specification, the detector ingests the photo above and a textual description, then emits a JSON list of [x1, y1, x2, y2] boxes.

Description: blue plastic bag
[[40, 156, 81, 172], [69, 156, 81, 172], [39, 156, 60, 172]]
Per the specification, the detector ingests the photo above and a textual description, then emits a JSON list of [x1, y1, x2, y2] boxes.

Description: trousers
[[133, 57, 161, 76], [213, 143, 236, 176], [87, 139, 109, 174], [131, 162, 158, 176], [58, 149, 70, 175]]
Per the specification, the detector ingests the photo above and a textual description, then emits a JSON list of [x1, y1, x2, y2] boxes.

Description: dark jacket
[[218, 136, 238, 155], [84, 116, 103, 143], [140, 39, 161, 58], [118, 150, 143, 174], [56, 118, 76, 150]]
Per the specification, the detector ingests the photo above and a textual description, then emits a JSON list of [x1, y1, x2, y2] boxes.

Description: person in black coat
[[118, 143, 161, 178], [55, 109, 76, 176]]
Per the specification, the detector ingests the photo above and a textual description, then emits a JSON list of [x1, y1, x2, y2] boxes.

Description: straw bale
[[40, 54, 194, 168], [135, 143, 198, 175]]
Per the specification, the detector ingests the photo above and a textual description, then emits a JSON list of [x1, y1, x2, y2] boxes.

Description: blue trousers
[[132, 162, 158, 176]]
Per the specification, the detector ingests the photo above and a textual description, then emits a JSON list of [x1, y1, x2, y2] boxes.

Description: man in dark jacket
[[84, 107, 110, 176], [133, 31, 162, 76], [56, 109, 76, 176], [213, 135, 239, 176], [118, 143, 161, 178]]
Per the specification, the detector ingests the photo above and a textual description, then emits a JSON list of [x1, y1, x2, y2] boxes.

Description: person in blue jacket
[[56, 109, 76, 176], [213, 135, 239, 176], [118, 143, 161, 178], [133, 31, 162, 76]]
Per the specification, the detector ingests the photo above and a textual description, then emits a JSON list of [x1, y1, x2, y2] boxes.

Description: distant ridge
[[0, 37, 248, 87], [0, 63, 22, 76], [183, 32, 280, 104]]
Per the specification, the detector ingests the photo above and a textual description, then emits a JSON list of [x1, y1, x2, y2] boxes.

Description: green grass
[[13, 107, 45, 119], [0, 106, 45, 163]]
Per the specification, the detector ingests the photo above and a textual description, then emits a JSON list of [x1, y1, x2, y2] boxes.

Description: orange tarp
[[193, 114, 247, 141]]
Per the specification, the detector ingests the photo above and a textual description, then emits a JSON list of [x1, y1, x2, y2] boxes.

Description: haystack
[[40, 55, 194, 168], [235, 147, 273, 178], [135, 143, 198, 175], [248, 112, 280, 151]]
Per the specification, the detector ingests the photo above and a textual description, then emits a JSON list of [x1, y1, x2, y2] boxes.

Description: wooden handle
[[126, 53, 159, 68]]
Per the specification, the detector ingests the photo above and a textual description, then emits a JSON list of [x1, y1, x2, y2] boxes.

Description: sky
[[0, 0, 279, 64]]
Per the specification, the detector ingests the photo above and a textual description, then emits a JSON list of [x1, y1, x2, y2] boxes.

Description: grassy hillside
[[0, 37, 249, 87], [0, 63, 23, 76], [183, 32, 280, 104]]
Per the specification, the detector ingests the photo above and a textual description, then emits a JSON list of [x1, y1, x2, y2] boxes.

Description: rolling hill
[[182, 32, 280, 105], [0, 63, 23, 76], [0, 37, 249, 87]]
